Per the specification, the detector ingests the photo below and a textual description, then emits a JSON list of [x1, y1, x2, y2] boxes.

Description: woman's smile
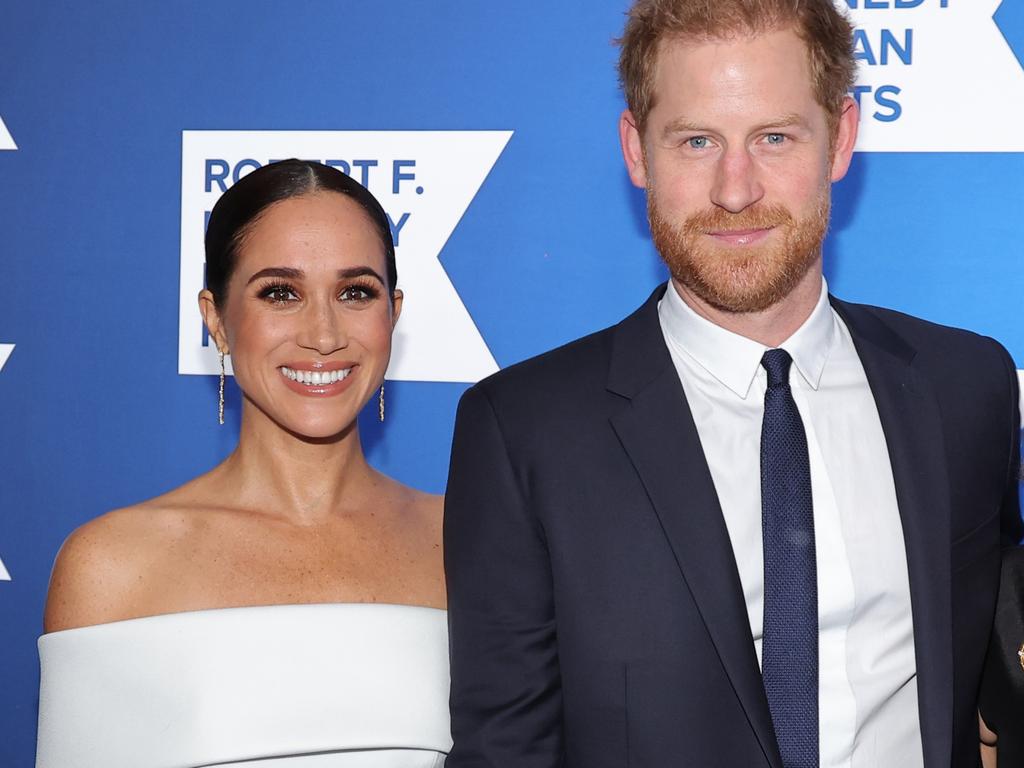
[[278, 363, 358, 397]]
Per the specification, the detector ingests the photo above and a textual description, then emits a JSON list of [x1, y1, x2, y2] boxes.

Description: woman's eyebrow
[[338, 266, 385, 284], [247, 266, 303, 285]]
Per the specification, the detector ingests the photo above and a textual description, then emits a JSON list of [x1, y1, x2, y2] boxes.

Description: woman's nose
[[298, 298, 348, 354]]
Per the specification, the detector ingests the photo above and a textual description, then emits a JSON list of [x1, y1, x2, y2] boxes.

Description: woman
[[36, 160, 450, 767], [979, 545, 1024, 767]]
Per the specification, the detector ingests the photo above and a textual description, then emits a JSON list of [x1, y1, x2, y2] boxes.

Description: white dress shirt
[[658, 279, 923, 768]]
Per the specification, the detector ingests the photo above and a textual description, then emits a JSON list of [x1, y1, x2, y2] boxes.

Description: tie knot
[[761, 348, 793, 388]]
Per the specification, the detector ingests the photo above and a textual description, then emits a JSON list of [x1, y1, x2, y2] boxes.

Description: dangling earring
[[218, 350, 226, 426], [378, 383, 385, 422]]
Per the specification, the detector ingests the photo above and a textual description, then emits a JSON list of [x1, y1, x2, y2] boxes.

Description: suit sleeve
[[443, 384, 563, 767], [998, 343, 1022, 547]]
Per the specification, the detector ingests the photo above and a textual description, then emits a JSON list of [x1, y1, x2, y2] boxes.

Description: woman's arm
[[980, 711, 997, 768]]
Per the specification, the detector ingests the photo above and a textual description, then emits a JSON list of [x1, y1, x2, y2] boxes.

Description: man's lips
[[705, 227, 775, 246]]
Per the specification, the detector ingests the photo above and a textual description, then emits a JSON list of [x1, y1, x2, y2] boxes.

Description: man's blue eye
[[688, 136, 709, 149], [766, 133, 786, 145]]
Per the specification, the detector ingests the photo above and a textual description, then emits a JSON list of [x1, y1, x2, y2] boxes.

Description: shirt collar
[[658, 278, 836, 399]]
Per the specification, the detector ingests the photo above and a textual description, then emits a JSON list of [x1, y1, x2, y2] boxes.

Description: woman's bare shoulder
[[383, 476, 442, 523], [412, 488, 444, 516], [43, 490, 207, 633]]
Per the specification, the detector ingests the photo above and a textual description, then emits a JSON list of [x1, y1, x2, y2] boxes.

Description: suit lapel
[[607, 288, 783, 768], [833, 299, 953, 768]]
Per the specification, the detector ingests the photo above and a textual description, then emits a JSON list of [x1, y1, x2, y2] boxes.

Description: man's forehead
[[654, 26, 811, 74], [649, 28, 818, 114]]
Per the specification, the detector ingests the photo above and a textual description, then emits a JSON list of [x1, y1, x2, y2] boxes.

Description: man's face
[[620, 27, 858, 314]]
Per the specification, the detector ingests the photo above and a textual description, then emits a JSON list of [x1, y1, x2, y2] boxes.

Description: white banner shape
[[0, 116, 16, 151], [846, 0, 1024, 152], [0, 556, 9, 582], [179, 130, 511, 383]]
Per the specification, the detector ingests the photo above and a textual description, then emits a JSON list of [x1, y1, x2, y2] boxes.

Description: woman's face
[[204, 191, 401, 439]]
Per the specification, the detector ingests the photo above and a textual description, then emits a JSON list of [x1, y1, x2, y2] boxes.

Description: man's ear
[[198, 289, 229, 353], [830, 97, 860, 182], [619, 109, 649, 189]]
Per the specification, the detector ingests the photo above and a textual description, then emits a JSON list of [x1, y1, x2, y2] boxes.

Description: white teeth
[[279, 367, 352, 386]]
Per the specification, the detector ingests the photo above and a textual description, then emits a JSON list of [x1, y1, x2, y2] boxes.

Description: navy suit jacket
[[444, 285, 1022, 768]]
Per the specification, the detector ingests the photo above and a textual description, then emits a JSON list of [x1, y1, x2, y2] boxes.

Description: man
[[444, 1, 1022, 766]]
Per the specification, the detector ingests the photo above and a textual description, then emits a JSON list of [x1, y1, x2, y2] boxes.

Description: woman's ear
[[198, 289, 229, 353], [390, 288, 404, 327]]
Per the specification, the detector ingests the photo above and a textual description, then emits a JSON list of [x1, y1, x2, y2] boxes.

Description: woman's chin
[[287, 419, 357, 443], [241, 391, 367, 443], [253, 407, 358, 444]]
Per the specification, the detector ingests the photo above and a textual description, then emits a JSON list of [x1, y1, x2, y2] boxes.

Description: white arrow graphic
[[846, 0, 1024, 152], [0, 116, 16, 151], [179, 130, 512, 383], [0, 556, 9, 581]]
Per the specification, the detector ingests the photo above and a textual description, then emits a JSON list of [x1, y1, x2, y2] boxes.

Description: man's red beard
[[647, 189, 831, 314]]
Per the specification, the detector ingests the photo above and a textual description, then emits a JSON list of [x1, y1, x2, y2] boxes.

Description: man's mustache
[[680, 204, 794, 235]]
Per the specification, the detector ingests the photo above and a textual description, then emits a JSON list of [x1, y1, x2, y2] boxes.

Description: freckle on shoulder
[[43, 502, 199, 633]]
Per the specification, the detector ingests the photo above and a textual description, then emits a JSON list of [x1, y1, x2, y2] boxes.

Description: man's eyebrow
[[661, 113, 810, 139], [247, 267, 303, 285], [338, 266, 386, 284], [662, 118, 709, 138], [752, 114, 808, 131]]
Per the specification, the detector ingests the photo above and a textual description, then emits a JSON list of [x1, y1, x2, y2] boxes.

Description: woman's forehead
[[236, 192, 387, 274]]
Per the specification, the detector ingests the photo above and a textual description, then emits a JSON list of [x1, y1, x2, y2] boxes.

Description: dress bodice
[[36, 603, 452, 767]]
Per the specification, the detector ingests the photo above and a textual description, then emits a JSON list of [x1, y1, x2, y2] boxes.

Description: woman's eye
[[687, 136, 709, 150], [261, 286, 298, 303], [340, 285, 376, 302]]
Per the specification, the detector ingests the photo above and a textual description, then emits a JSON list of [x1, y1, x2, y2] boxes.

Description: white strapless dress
[[36, 603, 452, 767]]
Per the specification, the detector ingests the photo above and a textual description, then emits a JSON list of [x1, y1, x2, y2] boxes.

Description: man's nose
[[710, 146, 765, 214]]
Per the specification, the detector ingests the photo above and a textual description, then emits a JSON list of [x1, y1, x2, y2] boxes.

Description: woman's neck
[[211, 401, 381, 525]]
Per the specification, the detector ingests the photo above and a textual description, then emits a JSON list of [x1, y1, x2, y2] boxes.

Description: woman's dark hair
[[204, 159, 397, 307]]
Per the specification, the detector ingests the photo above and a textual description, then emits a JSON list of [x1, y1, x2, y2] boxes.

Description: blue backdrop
[[2, 2, 1023, 764]]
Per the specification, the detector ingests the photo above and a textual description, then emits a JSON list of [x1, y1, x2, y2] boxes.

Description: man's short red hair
[[618, 0, 857, 135]]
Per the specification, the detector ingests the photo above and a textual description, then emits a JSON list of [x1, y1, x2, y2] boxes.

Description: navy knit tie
[[760, 349, 818, 768]]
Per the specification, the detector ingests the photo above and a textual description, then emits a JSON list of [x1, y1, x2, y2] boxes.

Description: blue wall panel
[[2, 2, 1022, 764]]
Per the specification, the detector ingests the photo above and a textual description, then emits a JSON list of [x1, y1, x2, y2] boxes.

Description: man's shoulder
[[473, 322, 618, 404], [833, 296, 1010, 362], [469, 287, 664, 407]]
